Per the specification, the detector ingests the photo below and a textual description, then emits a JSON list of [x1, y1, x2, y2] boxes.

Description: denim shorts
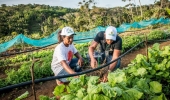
[[57, 58, 81, 82], [106, 55, 121, 71], [87, 51, 121, 70]]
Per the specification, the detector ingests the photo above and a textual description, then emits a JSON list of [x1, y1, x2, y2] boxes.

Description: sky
[[0, 0, 156, 8]]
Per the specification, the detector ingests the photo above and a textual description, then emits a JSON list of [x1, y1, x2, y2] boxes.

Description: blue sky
[[0, 0, 155, 8]]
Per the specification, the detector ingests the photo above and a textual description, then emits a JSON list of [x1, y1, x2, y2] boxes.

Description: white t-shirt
[[51, 42, 78, 75]]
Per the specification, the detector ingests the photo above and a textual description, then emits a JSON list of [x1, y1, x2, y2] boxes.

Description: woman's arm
[[74, 52, 82, 59]]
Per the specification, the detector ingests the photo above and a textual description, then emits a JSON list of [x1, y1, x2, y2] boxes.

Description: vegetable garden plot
[[1, 41, 170, 100], [0, 28, 170, 99], [40, 43, 170, 100]]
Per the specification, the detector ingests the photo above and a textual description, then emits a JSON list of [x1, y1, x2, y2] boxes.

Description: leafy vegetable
[[15, 91, 29, 100]]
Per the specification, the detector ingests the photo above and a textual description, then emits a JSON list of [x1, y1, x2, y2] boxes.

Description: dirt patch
[[119, 28, 152, 37], [1, 40, 170, 100]]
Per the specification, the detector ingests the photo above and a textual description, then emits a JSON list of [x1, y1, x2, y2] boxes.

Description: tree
[[123, 0, 134, 19], [78, 0, 97, 30], [138, 0, 143, 17], [133, 0, 138, 15], [160, 0, 169, 8], [122, 0, 143, 17], [1, 4, 6, 8], [154, 0, 170, 8]]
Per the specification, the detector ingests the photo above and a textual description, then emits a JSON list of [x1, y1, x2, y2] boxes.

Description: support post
[[144, 32, 148, 62], [30, 59, 39, 100]]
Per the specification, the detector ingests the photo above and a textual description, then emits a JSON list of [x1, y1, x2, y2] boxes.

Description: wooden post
[[30, 59, 39, 100], [144, 32, 148, 62]]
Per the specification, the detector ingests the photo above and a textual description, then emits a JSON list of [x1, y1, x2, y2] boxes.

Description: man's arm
[[102, 49, 121, 82], [88, 40, 98, 60], [108, 49, 121, 71], [88, 40, 99, 68]]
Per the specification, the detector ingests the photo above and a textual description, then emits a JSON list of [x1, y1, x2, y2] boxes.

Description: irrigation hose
[[0, 41, 144, 92]]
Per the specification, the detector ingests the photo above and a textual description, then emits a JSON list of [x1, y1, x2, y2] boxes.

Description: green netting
[[0, 17, 170, 53]]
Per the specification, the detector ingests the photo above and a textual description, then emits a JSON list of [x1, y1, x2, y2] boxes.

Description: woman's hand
[[90, 58, 98, 69], [78, 57, 84, 67]]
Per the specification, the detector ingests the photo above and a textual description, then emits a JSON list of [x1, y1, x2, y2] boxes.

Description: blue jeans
[[87, 51, 121, 70], [58, 58, 81, 82], [106, 55, 121, 71]]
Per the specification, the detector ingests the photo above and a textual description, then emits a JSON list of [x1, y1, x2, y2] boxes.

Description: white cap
[[105, 26, 117, 40], [61, 26, 76, 36]]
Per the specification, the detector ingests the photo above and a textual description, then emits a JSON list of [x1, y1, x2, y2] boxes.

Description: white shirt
[[51, 42, 77, 75]]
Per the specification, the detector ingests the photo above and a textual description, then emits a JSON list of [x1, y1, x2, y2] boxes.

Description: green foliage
[[15, 91, 29, 100], [147, 30, 166, 40], [122, 35, 143, 52], [149, 81, 162, 94], [133, 16, 143, 22], [0, 50, 53, 88], [0, 35, 16, 44], [165, 8, 170, 16], [0, 50, 53, 67], [53, 84, 65, 96], [47, 43, 170, 99], [1, 2, 170, 37], [0, 4, 78, 36], [39, 95, 56, 100]]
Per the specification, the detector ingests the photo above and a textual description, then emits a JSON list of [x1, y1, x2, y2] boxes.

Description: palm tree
[[138, 0, 143, 17], [78, 0, 97, 30], [160, 0, 169, 8], [133, 0, 138, 15], [123, 0, 134, 19], [122, 0, 143, 17]]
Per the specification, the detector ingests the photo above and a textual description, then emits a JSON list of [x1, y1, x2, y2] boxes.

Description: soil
[[0, 40, 170, 100]]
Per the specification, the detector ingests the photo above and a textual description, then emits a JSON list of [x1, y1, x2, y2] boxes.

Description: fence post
[[144, 32, 148, 62], [30, 59, 39, 100]]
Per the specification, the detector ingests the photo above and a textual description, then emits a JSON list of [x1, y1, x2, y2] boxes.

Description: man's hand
[[102, 70, 111, 82], [90, 58, 98, 68], [102, 72, 108, 82], [74, 75, 79, 78]]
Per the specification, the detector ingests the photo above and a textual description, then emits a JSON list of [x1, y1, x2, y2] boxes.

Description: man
[[88, 26, 122, 82]]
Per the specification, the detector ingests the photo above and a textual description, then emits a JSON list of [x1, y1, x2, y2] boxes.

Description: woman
[[51, 26, 84, 85]]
